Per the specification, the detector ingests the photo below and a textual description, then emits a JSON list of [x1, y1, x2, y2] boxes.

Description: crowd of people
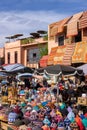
[[0, 75, 87, 130]]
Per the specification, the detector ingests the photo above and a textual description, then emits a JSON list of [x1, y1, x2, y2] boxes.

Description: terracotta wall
[[48, 25, 69, 54]]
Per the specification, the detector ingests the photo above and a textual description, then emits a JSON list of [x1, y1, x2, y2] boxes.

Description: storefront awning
[[50, 17, 70, 37], [47, 47, 58, 65], [47, 45, 66, 65], [53, 45, 66, 65], [72, 41, 87, 63], [79, 11, 87, 29], [39, 55, 48, 68], [67, 12, 83, 37]]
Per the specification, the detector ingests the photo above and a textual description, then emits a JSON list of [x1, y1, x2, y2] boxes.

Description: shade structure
[[5, 34, 23, 40], [37, 30, 47, 34], [17, 73, 33, 79], [39, 55, 48, 67], [50, 17, 70, 37], [0, 72, 8, 77], [77, 64, 87, 76], [67, 12, 83, 37], [36, 64, 83, 76], [72, 41, 87, 63], [79, 11, 87, 29], [30, 32, 40, 38], [33, 74, 43, 79], [3, 63, 33, 73], [0, 66, 6, 72]]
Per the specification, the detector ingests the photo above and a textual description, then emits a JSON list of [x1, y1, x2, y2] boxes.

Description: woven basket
[[70, 122, 79, 130]]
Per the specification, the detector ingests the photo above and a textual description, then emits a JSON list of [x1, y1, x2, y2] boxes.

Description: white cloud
[[0, 10, 69, 47]]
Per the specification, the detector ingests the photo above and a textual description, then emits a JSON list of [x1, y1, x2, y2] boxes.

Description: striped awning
[[67, 12, 83, 37], [47, 45, 66, 65], [72, 41, 87, 63], [47, 47, 58, 65], [53, 45, 66, 65], [79, 11, 87, 29], [50, 25, 58, 36], [39, 55, 48, 67], [50, 17, 70, 37]]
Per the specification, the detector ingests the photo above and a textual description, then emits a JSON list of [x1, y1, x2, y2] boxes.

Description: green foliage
[[21, 38, 34, 44], [43, 35, 48, 41], [38, 43, 48, 58], [29, 38, 34, 43]]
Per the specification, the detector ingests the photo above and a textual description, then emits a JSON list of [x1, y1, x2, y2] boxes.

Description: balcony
[[21, 35, 48, 46]]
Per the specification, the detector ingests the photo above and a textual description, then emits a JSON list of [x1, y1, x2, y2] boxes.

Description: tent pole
[[56, 74, 62, 103]]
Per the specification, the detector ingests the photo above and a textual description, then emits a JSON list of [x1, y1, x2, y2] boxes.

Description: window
[[7, 52, 10, 64], [58, 35, 64, 46], [15, 51, 18, 63], [27, 49, 29, 62], [33, 53, 36, 58], [75, 31, 81, 43], [27, 48, 40, 63]]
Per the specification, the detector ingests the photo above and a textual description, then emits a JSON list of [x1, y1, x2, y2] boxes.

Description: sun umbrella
[[3, 63, 33, 73], [32, 75, 43, 79], [77, 64, 87, 76], [17, 73, 33, 79], [37, 64, 83, 76]]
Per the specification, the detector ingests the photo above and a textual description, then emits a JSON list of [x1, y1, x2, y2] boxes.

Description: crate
[[78, 97, 87, 106]]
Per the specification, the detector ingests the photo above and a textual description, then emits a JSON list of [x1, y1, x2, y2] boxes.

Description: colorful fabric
[[64, 117, 71, 127], [43, 116, 51, 126], [58, 121, 65, 127], [42, 125, 50, 130], [82, 118, 87, 128], [75, 115, 84, 130], [32, 120, 43, 127], [67, 111, 75, 122]]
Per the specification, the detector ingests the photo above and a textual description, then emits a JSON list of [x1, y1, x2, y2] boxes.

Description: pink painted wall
[[0, 48, 4, 58], [5, 40, 21, 64]]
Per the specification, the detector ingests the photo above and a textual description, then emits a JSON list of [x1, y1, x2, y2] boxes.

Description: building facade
[[0, 47, 4, 65], [1, 11, 87, 68], [4, 37, 48, 68], [47, 11, 87, 66]]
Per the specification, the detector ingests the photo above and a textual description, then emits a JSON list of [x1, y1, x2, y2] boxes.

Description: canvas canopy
[[36, 64, 83, 76], [3, 63, 33, 73], [0, 72, 8, 77], [77, 64, 87, 76], [17, 73, 33, 78]]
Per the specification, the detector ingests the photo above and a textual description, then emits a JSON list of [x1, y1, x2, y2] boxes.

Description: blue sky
[[0, 0, 87, 47]]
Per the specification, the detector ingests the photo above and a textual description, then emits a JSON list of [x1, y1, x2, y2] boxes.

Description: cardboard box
[[78, 97, 87, 106]]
